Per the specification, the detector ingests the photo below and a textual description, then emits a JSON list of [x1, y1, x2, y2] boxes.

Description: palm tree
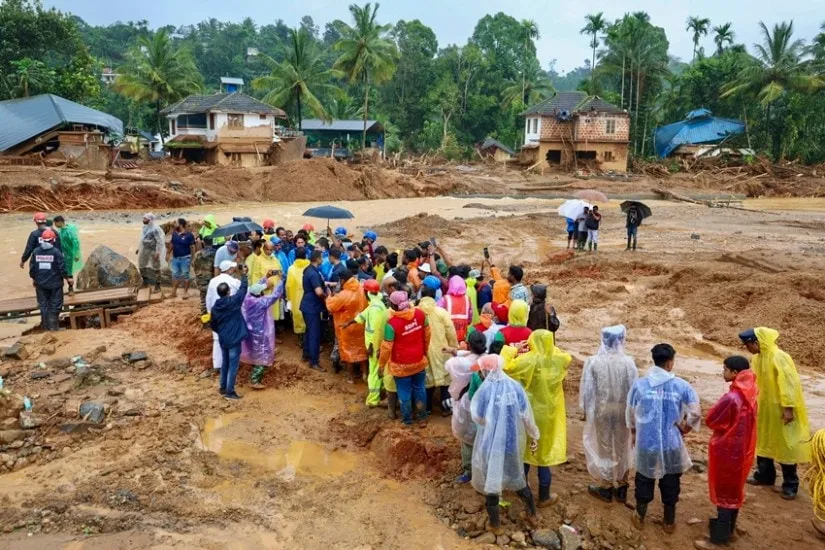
[[252, 28, 341, 130], [686, 16, 711, 61], [6, 58, 54, 98], [723, 21, 823, 159], [115, 29, 203, 143], [713, 23, 735, 55], [333, 3, 398, 150], [581, 12, 607, 82], [501, 64, 554, 109]]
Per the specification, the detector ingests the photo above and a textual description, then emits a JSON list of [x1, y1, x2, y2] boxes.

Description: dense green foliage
[[1, 0, 824, 162]]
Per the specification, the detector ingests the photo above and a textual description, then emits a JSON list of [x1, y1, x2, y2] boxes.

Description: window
[[209, 113, 216, 130], [170, 120, 176, 135], [604, 151, 614, 161], [177, 113, 207, 129], [546, 150, 562, 163], [606, 119, 616, 134], [259, 114, 267, 120], [227, 114, 244, 129], [576, 151, 597, 160], [532, 118, 538, 133]]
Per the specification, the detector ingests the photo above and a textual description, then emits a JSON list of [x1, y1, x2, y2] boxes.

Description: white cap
[[419, 263, 432, 274], [219, 260, 237, 272]]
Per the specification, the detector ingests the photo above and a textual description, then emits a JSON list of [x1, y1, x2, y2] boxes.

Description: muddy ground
[[1, 195, 825, 549]]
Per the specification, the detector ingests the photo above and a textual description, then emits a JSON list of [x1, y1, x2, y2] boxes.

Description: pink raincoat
[[241, 281, 284, 366]]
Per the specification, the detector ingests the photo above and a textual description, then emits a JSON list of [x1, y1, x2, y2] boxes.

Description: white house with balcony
[[161, 92, 288, 166]]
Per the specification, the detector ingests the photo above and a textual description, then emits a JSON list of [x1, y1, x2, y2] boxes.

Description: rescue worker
[[694, 355, 757, 550], [53, 215, 82, 278], [741, 327, 811, 499], [579, 325, 638, 503], [419, 285, 459, 416], [438, 275, 472, 342], [20, 212, 61, 268], [504, 329, 572, 507], [29, 229, 71, 331], [193, 236, 217, 315], [345, 279, 390, 409], [327, 270, 368, 384]]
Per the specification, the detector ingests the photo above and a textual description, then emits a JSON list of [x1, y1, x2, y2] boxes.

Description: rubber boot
[[588, 241, 592, 252], [439, 386, 452, 417], [626, 237, 631, 250], [632, 502, 648, 530], [615, 485, 628, 504], [632, 237, 637, 251], [593, 243, 598, 253], [386, 392, 398, 420], [51, 312, 62, 332], [425, 387, 435, 414], [663, 504, 677, 534], [538, 484, 558, 508], [587, 485, 613, 503], [517, 486, 537, 516], [485, 503, 504, 535], [709, 518, 731, 545]]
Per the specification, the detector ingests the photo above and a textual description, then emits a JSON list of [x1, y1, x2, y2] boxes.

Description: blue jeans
[[394, 370, 428, 424], [220, 343, 242, 394], [170, 255, 191, 280], [524, 464, 552, 488], [302, 308, 322, 365], [627, 225, 638, 238]]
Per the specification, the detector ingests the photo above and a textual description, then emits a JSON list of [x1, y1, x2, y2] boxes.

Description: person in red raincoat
[[694, 356, 758, 550]]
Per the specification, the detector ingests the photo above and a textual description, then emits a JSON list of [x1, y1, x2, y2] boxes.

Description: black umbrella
[[302, 205, 355, 220], [620, 200, 653, 219], [210, 220, 263, 239]]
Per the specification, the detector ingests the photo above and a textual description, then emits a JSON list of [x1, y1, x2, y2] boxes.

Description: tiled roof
[[161, 93, 286, 118], [480, 137, 515, 156], [301, 119, 383, 132], [522, 92, 623, 116]]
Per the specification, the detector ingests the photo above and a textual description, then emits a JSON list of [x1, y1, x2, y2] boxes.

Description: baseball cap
[[33, 212, 47, 223], [226, 241, 239, 252], [219, 260, 237, 272]]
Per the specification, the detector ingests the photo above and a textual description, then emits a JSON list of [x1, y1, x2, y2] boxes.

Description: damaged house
[[161, 92, 293, 167], [520, 91, 630, 172], [0, 94, 123, 169]]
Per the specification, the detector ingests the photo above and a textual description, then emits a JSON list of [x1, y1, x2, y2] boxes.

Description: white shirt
[[206, 273, 242, 313]]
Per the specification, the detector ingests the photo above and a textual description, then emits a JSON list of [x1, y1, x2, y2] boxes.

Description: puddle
[[200, 414, 357, 480]]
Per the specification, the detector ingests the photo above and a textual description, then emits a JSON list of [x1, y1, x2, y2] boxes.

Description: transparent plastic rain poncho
[[471, 355, 539, 495], [136, 214, 167, 269], [240, 281, 284, 366], [626, 365, 701, 479], [445, 351, 482, 445], [579, 325, 638, 482]]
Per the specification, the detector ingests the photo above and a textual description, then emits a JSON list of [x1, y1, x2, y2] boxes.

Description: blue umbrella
[[302, 205, 355, 220]]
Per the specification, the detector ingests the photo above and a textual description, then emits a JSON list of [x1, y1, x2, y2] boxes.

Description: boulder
[[560, 525, 582, 550], [3, 342, 29, 360], [79, 401, 106, 423], [0, 430, 26, 444], [533, 530, 562, 550], [19, 412, 47, 429], [76, 245, 142, 290]]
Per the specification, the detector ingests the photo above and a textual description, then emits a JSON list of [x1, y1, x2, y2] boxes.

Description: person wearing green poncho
[[199, 214, 224, 245], [53, 216, 82, 277]]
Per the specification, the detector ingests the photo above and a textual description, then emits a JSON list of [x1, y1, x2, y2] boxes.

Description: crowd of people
[[17, 210, 823, 547]]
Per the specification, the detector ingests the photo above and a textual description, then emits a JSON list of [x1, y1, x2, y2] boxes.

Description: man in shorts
[[168, 218, 196, 298]]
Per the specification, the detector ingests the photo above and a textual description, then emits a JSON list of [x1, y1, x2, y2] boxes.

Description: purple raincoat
[[241, 282, 284, 366]]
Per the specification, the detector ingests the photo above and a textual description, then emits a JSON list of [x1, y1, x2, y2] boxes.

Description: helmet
[[302, 223, 315, 231], [262, 218, 275, 229], [363, 230, 378, 242], [40, 229, 56, 242], [364, 279, 380, 294], [334, 226, 348, 237], [33, 212, 47, 223]]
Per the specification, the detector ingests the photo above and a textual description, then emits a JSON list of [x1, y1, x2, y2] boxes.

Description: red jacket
[[499, 325, 532, 346]]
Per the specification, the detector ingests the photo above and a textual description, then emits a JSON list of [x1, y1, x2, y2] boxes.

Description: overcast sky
[[46, 0, 824, 73]]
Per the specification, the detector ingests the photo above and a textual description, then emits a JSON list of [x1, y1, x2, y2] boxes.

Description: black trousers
[[708, 507, 739, 544], [635, 471, 681, 506], [754, 455, 799, 493], [36, 286, 63, 330]]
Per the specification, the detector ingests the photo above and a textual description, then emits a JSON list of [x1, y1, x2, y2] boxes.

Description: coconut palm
[[723, 21, 823, 158], [115, 29, 203, 143], [333, 3, 398, 149], [252, 28, 341, 130], [6, 58, 54, 98], [501, 62, 554, 109], [713, 23, 735, 55], [686, 16, 711, 61], [581, 12, 607, 81]]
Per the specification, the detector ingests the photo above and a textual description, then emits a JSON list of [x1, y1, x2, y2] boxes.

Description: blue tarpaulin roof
[[0, 94, 123, 153], [654, 109, 745, 158]]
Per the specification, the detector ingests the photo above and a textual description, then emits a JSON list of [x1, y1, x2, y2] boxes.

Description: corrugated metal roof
[[0, 94, 123, 153], [654, 110, 746, 158], [301, 119, 383, 132], [161, 93, 286, 118]]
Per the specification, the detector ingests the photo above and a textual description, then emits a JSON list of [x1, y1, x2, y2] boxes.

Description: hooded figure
[[241, 279, 285, 388], [438, 275, 472, 341], [54, 217, 82, 276], [286, 254, 311, 334], [497, 299, 532, 346], [579, 325, 638, 503], [326, 277, 369, 365], [490, 266, 512, 308], [471, 354, 539, 534], [418, 290, 459, 415], [250, 242, 284, 320], [465, 273, 480, 325], [199, 214, 224, 245], [355, 280, 391, 409], [742, 327, 811, 498], [527, 285, 559, 333], [136, 213, 166, 291], [503, 330, 572, 506]]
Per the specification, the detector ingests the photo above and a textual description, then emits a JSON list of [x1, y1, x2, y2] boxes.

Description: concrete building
[[520, 91, 630, 172], [161, 92, 288, 167]]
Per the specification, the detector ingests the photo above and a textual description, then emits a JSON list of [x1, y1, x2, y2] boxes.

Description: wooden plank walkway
[[0, 287, 138, 317]]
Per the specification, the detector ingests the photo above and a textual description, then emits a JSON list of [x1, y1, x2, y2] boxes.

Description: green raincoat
[[57, 223, 82, 275]]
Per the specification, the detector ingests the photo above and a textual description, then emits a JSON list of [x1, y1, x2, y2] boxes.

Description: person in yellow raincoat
[[465, 270, 480, 325], [327, 271, 368, 384], [418, 285, 459, 417], [345, 279, 390, 409], [503, 329, 572, 507], [740, 327, 811, 499], [250, 240, 284, 320], [286, 248, 311, 350]]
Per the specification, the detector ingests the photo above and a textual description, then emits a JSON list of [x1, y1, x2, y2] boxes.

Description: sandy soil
[[1, 195, 824, 549]]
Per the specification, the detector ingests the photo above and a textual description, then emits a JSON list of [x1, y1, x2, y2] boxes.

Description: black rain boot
[[386, 392, 398, 420], [439, 386, 452, 416], [517, 486, 537, 516], [626, 237, 631, 250], [633, 502, 648, 529], [588, 241, 592, 251], [587, 484, 613, 503], [593, 243, 598, 252], [708, 518, 731, 545], [486, 505, 503, 534], [632, 237, 637, 251], [615, 485, 628, 504], [425, 387, 435, 414], [663, 504, 677, 534]]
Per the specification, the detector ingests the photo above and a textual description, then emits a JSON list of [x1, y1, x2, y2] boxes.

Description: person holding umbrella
[[621, 201, 652, 251]]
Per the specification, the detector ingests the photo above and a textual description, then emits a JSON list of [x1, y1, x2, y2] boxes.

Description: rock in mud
[[79, 402, 106, 424], [30, 371, 51, 380], [473, 533, 497, 544], [59, 421, 98, 434], [46, 357, 72, 370], [124, 351, 148, 363], [0, 430, 26, 443], [41, 345, 56, 356], [3, 342, 29, 360], [463, 498, 484, 514], [687, 517, 702, 526], [559, 525, 582, 550], [0, 394, 25, 419], [19, 412, 47, 429], [511, 531, 526, 544], [533, 529, 562, 550], [76, 245, 142, 290]]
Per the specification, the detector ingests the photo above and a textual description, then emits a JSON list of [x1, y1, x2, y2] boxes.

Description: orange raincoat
[[326, 278, 368, 363], [491, 266, 511, 308]]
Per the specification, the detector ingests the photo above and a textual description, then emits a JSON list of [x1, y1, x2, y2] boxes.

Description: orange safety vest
[[445, 294, 470, 341]]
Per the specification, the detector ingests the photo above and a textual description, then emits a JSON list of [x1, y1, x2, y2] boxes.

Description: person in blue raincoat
[[566, 217, 577, 249]]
